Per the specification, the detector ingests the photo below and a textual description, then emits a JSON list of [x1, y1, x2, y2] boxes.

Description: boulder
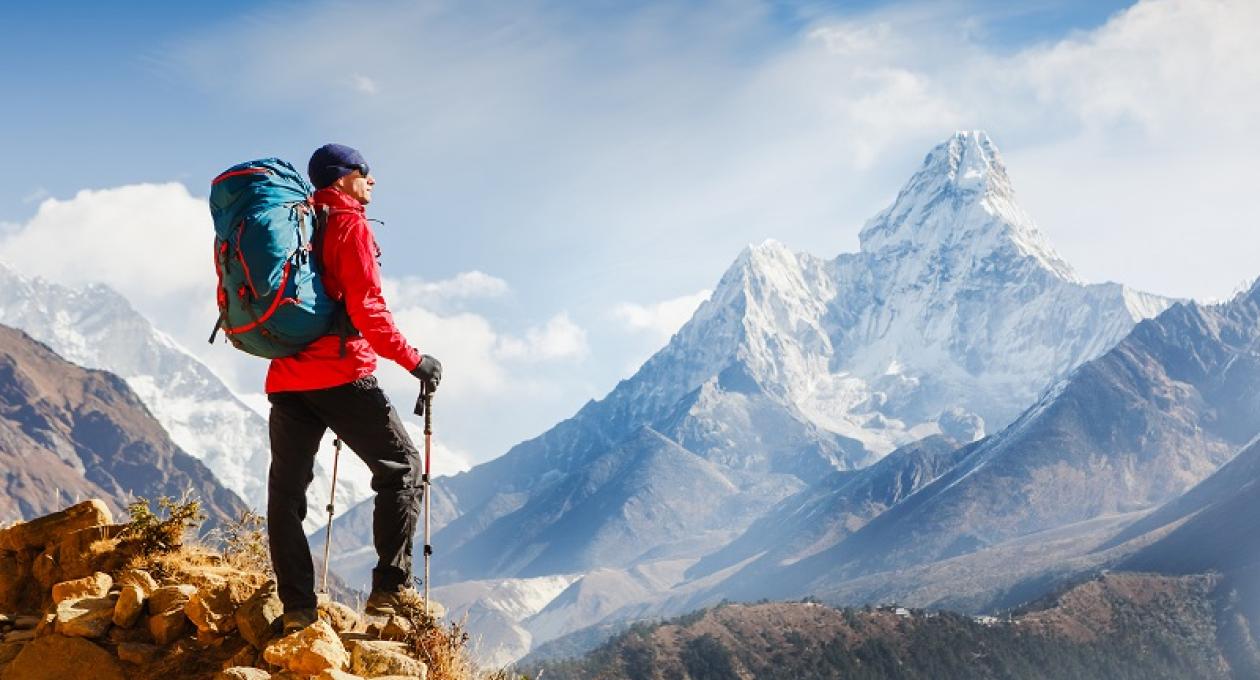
[[0, 500, 112, 552], [2, 631, 33, 644], [262, 619, 349, 676], [0, 554, 19, 615], [187, 583, 242, 634], [380, 616, 413, 641], [0, 634, 125, 680], [222, 644, 257, 669], [236, 581, 283, 650], [113, 584, 146, 628], [0, 642, 24, 665], [55, 595, 117, 638], [215, 668, 271, 680], [318, 600, 363, 634], [116, 641, 162, 665], [350, 639, 426, 678], [33, 613, 55, 638], [148, 608, 189, 645], [51, 572, 113, 605], [114, 569, 159, 596], [30, 548, 59, 590], [316, 670, 367, 680], [107, 624, 154, 644], [148, 584, 196, 614], [56, 524, 126, 580]]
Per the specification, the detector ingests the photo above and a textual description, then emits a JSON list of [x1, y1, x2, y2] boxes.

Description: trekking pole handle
[[423, 393, 432, 435]]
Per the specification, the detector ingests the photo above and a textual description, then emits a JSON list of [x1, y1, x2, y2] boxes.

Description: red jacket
[[265, 187, 422, 393]]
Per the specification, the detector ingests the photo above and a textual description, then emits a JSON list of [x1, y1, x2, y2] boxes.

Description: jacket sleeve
[[327, 212, 423, 371]]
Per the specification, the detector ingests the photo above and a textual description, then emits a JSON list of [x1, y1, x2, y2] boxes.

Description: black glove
[[411, 354, 442, 393]]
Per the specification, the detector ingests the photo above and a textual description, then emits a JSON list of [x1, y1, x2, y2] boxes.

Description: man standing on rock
[[265, 143, 442, 632]]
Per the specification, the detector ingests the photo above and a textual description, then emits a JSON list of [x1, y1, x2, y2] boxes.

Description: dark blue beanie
[[308, 143, 368, 190]]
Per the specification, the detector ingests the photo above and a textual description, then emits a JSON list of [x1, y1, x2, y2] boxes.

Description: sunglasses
[[342, 162, 370, 177]]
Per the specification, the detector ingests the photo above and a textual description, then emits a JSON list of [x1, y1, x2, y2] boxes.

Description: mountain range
[[332, 130, 1193, 662]]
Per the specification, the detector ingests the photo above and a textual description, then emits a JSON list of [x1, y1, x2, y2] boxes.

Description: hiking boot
[[364, 586, 418, 617], [281, 608, 318, 634]]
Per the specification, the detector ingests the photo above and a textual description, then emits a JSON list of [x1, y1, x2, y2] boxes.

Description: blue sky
[[2, 0, 1255, 470]]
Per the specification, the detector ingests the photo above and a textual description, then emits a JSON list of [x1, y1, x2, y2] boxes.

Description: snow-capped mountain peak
[[859, 130, 1079, 285]]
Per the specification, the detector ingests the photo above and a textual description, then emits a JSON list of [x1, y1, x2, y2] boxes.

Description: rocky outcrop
[[0, 499, 443, 680]]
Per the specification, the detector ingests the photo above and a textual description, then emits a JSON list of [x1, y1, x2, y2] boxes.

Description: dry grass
[[391, 587, 487, 680], [209, 509, 272, 576]]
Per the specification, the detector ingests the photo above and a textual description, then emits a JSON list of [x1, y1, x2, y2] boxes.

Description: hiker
[[264, 143, 442, 633]]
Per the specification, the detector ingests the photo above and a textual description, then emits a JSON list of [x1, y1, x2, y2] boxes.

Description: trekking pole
[[414, 389, 433, 616], [320, 437, 342, 595]]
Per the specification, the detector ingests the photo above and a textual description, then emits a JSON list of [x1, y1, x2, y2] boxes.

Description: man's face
[[333, 167, 375, 205]]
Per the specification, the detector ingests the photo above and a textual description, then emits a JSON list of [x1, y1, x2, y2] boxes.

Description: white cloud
[[351, 74, 379, 95], [495, 313, 589, 362], [385, 271, 510, 306], [21, 188, 49, 204], [612, 289, 711, 343]]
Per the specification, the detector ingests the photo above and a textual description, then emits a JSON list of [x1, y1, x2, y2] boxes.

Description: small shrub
[[120, 493, 206, 558], [394, 585, 476, 680], [214, 509, 272, 575]]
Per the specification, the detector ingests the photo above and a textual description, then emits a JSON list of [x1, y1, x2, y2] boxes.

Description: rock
[[3, 631, 33, 644], [114, 569, 159, 596], [187, 582, 246, 634], [3, 629, 33, 644], [350, 639, 426, 678], [318, 600, 362, 634], [33, 613, 55, 637], [196, 627, 226, 648], [148, 584, 196, 614], [51, 572, 113, 605], [116, 641, 162, 664], [262, 619, 349, 676], [30, 548, 59, 591], [1, 634, 125, 680], [316, 670, 366, 680], [11, 617, 37, 630], [379, 616, 413, 641], [56, 524, 126, 580], [222, 644, 257, 669], [215, 668, 271, 680], [236, 581, 283, 650], [113, 584, 146, 628], [0, 500, 112, 552], [0, 553, 20, 614], [56, 595, 118, 638], [107, 624, 153, 644], [0, 642, 24, 665], [148, 608, 189, 645]]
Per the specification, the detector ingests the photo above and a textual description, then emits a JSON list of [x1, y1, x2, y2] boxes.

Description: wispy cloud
[[351, 74, 378, 95], [613, 290, 712, 343]]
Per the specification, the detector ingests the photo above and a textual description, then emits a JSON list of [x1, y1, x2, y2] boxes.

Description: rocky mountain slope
[[0, 263, 372, 531], [0, 323, 247, 527], [526, 573, 1253, 680], [747, 280, 1260, 601]]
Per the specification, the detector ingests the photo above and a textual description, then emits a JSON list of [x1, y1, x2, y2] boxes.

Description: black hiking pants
[[267, 374, 422, 613]]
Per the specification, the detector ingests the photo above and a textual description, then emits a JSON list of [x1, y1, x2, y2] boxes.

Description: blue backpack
[[208, 158, 337, 358]]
